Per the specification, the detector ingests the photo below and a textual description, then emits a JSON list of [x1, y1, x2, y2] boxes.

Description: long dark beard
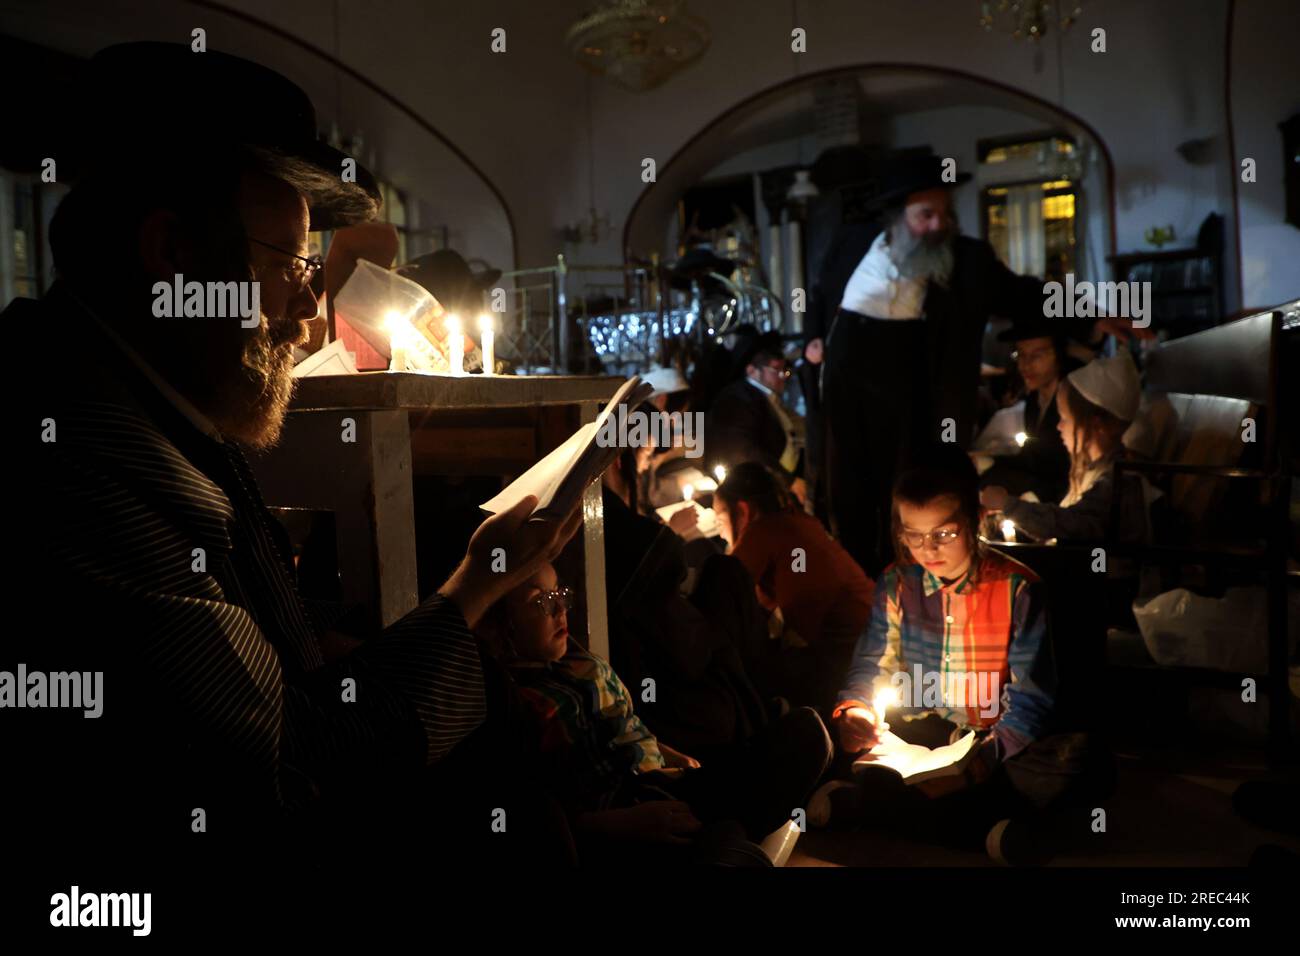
[[887, 216, 956, 288], [209, 319, 301, 449]]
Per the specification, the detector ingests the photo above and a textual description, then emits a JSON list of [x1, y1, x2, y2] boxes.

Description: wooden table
[[246, 372, 622, 657]]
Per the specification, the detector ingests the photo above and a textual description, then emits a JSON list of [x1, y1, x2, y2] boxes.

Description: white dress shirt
[[838, 232, 926, 320]]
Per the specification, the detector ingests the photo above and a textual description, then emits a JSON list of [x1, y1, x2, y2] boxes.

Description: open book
[[480, 376, 655, 520], [852, 730, 979, 785]]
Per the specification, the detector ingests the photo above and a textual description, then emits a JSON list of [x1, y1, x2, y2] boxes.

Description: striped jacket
[[14, 286, 486, 827], [835, 553, 1054, 760]]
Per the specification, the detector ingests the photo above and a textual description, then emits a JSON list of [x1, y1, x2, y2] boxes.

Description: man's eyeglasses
[[763, 363, 792, 379], [900, 528, 963, 549], [249, 237, 323, 292], [525, 587, 574, 618]]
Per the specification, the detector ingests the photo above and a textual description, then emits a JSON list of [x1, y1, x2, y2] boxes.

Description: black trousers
[[657, 706, 834, 841], [822, 310, 933, 578]]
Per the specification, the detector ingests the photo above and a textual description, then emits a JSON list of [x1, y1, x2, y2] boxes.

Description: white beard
[[886, 217, 956, 288]]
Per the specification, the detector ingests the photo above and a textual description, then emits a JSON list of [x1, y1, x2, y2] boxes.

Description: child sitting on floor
[[713, 462, 875, 715], [980, 350, 1155, 544], [815, 445, 1104, 863], [477, 561, 832, 864]]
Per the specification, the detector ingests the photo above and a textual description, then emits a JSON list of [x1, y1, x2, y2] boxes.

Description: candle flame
[[446, 314, 462, 335], [477, 313, 494, 333], [1014, 431, 1028, 447], [682, 483, 695, 501], [714, 464, 727, 483]]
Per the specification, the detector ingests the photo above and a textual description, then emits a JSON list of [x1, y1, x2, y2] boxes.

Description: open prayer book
[[852, 729, 979, 785], [480, 376, 655, 520]]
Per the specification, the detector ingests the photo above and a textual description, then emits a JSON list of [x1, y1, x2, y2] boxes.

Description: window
[[978, 135, 1081, 282]]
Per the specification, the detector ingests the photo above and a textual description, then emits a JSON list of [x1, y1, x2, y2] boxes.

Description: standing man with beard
[[805, 154, 1130, 577], [7, 44, 580, 871]]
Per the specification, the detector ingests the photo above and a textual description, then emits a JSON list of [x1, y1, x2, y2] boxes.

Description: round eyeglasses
[[249, 237, 323, 293], [526, 587, 574, 618], [899, 528, 963, 549]]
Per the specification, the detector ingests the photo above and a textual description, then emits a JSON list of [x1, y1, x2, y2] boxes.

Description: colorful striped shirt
[[835, 552, 1053, 761], [509, 646, 664, 812]]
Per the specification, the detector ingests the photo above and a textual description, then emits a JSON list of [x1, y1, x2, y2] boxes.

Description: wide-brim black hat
[[397, 250, 502, 309], [870, 153, 973, 208], [996, 316, 1069, 343], [61, 42, 381, 231]]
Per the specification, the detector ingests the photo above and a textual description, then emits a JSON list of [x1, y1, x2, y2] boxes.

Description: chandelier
[[567, 0, 710, 92], [978, 1, 1084, 41]]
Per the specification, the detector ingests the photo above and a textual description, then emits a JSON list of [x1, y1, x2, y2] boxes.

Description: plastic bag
[[1133, 586, 1275, 673]]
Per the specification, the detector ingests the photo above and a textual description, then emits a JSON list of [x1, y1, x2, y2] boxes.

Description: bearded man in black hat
[[804, 154, 1138, 577], [6, 43, 579, 865]]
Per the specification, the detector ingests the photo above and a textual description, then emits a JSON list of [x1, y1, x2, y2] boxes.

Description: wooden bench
[[1107, 303, 1295, 760]]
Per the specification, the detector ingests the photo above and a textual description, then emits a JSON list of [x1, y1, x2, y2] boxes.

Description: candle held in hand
[[872, 687, 899, 730]]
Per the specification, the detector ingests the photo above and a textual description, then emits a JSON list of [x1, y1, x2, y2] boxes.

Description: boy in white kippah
[[980, 351, 1155, 543]]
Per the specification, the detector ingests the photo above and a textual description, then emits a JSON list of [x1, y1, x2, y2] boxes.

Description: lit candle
[[1000, 518, 1017, 543], [682, 483, 695, 502], [446, 314, 465, 376], [714, 464, 727, 483], [1014, 431, 1028, 448], [872, 687, 899, 729], [387, 311, 408, 373], [478, 313, 495, 374]]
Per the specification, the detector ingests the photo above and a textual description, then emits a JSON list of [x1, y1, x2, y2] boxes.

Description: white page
[[853, 730, 977, 781], [480, 422, 596, 515]]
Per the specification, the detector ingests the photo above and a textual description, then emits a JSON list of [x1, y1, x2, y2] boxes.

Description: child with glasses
[[478, 562, 832, 864], [811, 446, 1090, 862]]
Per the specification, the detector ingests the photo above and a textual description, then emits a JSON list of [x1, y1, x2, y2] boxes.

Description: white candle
[[447, 314, 465, 376], [478, 313, 495, 374], [387, 311, 408, 373]]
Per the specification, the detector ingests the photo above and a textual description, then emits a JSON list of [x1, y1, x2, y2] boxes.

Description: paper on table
[[293, 339, 358, 377], [852, 729, 978, 784]]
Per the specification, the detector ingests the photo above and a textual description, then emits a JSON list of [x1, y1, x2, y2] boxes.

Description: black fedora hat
[[870, 152, 973, 208], [62, 42, 380, 230], [397, 250, 502, 312], [996, 315, 1069, 343]]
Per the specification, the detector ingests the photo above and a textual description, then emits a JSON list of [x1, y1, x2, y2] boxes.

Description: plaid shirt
[[510, 646, 664, 812], [835, 552, 1053, 761]]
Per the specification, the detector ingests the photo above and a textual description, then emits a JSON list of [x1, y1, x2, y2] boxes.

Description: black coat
[[981, 387, 1072, 502], [808, 222, 1094, 447], [705, 377, 794, 477]]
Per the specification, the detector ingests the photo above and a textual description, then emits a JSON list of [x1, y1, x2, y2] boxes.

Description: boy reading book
[[813, 445, 1097, 863]]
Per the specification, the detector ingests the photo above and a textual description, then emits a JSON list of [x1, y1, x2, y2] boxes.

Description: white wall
[[1231, 0, 1300, 309], [5, 0, 1294, 312]]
